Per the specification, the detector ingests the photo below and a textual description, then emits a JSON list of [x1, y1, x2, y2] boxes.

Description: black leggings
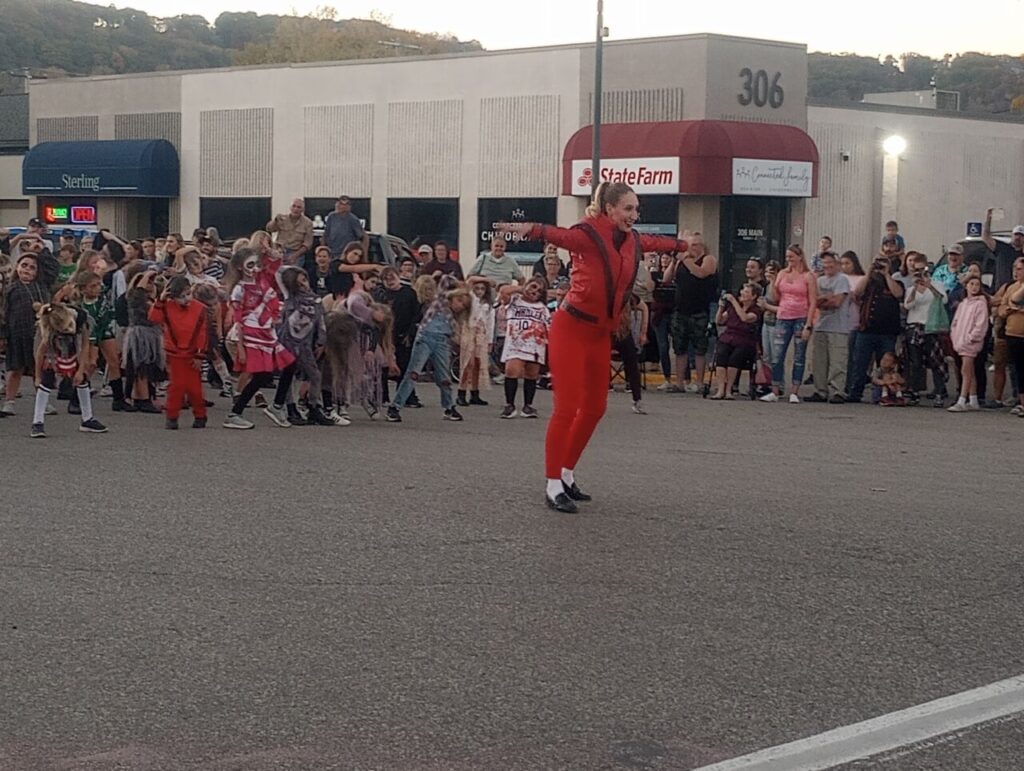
[[1008, 337, 1024, 395], [273, 363, 297, 407], [612, 337, 643, 403], [232, 372, 273, 415]]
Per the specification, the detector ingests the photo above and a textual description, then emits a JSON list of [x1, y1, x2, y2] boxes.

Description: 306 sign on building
[[570, 157, 679, 196], [738, 69, 784, 108]]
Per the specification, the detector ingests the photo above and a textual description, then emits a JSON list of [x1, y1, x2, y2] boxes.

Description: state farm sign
[[570, 157, 679, 196]]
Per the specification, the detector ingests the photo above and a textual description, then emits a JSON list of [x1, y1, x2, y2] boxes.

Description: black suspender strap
[[576, 222, 618, 320]]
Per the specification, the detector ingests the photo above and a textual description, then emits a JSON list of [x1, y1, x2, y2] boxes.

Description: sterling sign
[[570, 157, 679, 196], [732, 158, 813, 197]]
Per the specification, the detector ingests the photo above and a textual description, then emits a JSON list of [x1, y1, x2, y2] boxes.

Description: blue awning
[[22, 139, 179, 198]]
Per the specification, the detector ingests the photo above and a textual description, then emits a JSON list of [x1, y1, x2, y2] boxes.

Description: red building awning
[[562, 120, 819, 197]]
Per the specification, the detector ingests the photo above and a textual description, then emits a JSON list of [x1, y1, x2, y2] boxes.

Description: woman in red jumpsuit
[[501, 181, 689, 513]]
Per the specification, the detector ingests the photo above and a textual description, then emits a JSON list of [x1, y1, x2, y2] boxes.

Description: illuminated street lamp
[[883, 135, 907, 156]]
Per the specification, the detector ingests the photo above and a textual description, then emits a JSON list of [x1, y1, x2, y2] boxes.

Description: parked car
[[934, 231, 1012, 288]]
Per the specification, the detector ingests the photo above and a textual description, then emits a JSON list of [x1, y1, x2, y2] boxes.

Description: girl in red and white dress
[[223, 247, 294, 430], [499, 276, 551, 419]]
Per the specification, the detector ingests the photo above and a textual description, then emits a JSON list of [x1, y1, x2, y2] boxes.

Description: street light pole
[[591, 0, 604, 195]]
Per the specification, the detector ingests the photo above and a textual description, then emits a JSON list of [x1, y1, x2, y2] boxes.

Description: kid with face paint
[[2, 250, 60, 418], [223, 248, 295, 429], [386, 276, 471, 423], [30, 299, 108, 438], [498, 277, 551, 419]]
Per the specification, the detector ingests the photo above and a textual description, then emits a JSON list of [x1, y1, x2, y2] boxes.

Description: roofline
[[28, 32, 805, 86], [808, 98, 1024, 125]]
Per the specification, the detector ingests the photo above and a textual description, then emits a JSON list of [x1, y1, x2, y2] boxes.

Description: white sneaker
[[329, 409, 352, 426], [632, 401, 647, 414], [685, 383, 700, 393], [0, 399, 15, 416], [263, 404, 291, 427], [759, 392, 779, 403], [789, 394, 801, 404], [1010, 405, 1024, 417], [656, 382, 671, 392], [223, 413, 255, 429], [45, 403, 57, 416], [99, 385, 113, 398], [966, 402, 981, 411], [947, 402, 968, 413]]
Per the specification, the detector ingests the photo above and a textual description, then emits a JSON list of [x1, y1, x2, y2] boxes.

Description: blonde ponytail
[[585, 181, 609, 218]]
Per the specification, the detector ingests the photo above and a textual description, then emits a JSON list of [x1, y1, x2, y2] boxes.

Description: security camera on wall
[[840, 150, 852, 162]]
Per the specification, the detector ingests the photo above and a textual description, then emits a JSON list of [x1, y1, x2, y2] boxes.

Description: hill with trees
[[2, 1, 1021, 114], [0, 0, 481, 77], [809, 52, 1024, 113]]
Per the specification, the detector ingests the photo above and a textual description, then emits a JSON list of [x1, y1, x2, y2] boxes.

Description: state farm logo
[[569, 157, 679, 196]]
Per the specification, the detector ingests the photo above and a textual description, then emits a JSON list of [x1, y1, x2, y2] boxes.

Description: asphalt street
[[2, 386, 1023, 770]]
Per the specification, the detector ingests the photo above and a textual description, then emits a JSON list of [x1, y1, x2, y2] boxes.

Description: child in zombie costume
[[223, 248, 294, 430], [75, 270, 128, 411], [262, 266, 332, 427], [2, 248, 60, 417], [324, 290, 396, 421], [31, 302, 108, 438], [120, 269, 166, 414]]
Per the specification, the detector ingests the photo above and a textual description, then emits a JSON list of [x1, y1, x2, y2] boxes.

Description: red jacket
[[149, 299, 209, 360], [529, 215, 687, 331]]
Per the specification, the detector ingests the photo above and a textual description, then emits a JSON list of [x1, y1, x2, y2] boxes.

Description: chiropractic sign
[[732, 158, 813, 197], [570, 157, 679, 196]]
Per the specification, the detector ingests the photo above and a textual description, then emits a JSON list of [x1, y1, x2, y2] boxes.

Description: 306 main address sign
[[738, 68, 784, 108]]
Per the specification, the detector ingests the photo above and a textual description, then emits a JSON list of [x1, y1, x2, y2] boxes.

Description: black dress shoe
[[562, 481, 592, 502], [545, 493, 578, 513]]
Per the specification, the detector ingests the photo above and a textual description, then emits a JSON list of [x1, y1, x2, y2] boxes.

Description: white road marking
[[694, 674, 1024, 770]]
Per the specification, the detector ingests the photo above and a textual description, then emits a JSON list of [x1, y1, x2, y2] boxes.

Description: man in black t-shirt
[[662, 233, 718, 391], [847, 256, 904, 402]]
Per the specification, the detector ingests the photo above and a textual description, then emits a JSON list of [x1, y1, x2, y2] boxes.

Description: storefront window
[[634, 195, 678, 236], [387, 198, 459, 254], [477, 198, 557, 268], [719, 197, 788, 291], [200, 198, 272, 242]]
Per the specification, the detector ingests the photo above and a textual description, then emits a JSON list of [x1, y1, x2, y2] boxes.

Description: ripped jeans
[[771, 317, 808, 390], [393, 330, 455, 410]]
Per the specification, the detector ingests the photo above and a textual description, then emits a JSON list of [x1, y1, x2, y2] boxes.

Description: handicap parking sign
[[966, 221, 983, 237]]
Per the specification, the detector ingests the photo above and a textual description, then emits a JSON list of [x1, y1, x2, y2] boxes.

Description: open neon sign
[[43, 205, 97, 225]]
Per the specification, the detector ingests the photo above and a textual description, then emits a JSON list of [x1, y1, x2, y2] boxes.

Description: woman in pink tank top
[[759, 245, 818, 403]]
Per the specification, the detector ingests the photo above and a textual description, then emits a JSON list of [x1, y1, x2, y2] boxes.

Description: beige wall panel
[[114, 112, 182, 151], [199, 108, 273, 197], [478, 95, 560, 197], [303, 104, 373, 197], [804, 120, 880, 259], [36, 116, 99, 142], [387, 100, 462, 198]]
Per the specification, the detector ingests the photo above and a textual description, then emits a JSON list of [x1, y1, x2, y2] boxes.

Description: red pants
[[544, 311, 612, 479], [166, 356, 207, 421]]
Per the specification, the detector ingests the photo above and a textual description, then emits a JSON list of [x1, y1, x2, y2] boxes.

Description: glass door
[[718, 197, 788, 292]]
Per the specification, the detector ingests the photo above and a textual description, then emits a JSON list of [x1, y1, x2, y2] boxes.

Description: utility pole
[[591, 0, 605, 195]]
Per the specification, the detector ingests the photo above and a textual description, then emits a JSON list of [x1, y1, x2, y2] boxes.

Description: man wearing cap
[[415, 243, 433, 266], [323, 196, 368, 260], [982, 207, 1024, 288], [59, 229, 76, 251], [266, 198, 314, 266], [932, 243, 968, 293], [27, 217, 54, 253]]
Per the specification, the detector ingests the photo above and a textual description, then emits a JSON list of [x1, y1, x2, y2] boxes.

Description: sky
[[119, 0, 1024, 58]]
